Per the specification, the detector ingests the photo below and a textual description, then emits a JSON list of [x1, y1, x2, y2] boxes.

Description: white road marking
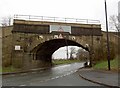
[[46, 70, 78, 81], [55, 76, 59, 79], [50, 77, 56, 80], [34, 70, 78, 83], [60, 75, 64, 77]]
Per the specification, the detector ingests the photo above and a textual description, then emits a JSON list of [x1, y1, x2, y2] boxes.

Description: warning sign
[[53, 34, 64, 39], [50, 25, 71, 33], [58, 26, 64, 32], [58, 34, 63, 38]]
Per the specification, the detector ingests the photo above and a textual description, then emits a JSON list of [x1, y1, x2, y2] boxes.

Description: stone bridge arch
[[31, 39, 89, 67]]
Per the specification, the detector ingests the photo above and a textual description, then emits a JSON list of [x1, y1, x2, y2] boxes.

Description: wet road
[[2, 62, 101, 86]]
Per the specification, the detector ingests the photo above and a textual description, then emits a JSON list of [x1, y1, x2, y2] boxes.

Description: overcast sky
[[0, 0, 119, 31], [52, 46, 80, 59]]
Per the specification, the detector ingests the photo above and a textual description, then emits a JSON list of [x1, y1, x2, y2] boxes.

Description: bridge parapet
[[12, 19, 102, 37], [14, 14, 100, 24]]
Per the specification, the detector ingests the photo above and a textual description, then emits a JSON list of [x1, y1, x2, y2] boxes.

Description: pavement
[[78, 68, 120, 88]]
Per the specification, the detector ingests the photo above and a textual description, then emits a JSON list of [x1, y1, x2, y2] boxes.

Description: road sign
[[50, 25, 71, 33], [15, 45, 21, 50]]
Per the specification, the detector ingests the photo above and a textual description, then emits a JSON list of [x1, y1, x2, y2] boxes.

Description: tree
[[69, 47, 76, 60], [76, 48, 89, 61], [109, 15, 119, 32], [109, 15, 120, 56], [1, 16, 12, 27]]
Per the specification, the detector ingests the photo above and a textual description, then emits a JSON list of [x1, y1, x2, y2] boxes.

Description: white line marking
[[40, 70, 78, 82], [59, 75, 63, 77], [55, 76, 59, 79], [51, 77, 56, 80], [63, 74, 67, 76]]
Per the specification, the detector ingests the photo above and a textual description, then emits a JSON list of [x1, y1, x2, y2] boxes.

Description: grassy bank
[[2, 66, 16, 73], [52, 59, 81, 65], [0, 66, 21, 73], [0, 67, 2, 72], [93, 57, 119, 71]]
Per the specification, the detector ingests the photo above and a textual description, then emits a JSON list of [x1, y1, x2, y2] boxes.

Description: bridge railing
[[14, 14, 100, 24]]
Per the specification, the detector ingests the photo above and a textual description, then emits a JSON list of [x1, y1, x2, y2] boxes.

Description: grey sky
[[0, 0, 119, 31], [52, 46, 80, 59]]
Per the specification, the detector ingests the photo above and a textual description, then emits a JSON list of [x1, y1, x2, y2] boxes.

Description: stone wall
[[2, 26, 13, 67], [11, 31, 103, 69]]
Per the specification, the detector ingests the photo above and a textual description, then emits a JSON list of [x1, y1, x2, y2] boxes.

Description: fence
[[14, 14, 100, 24]]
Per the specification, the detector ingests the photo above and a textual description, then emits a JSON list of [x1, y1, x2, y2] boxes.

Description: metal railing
[[14, 14, 100, 24]]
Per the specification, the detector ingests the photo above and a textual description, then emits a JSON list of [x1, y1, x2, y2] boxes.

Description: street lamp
[[104, 0, 111, 70]]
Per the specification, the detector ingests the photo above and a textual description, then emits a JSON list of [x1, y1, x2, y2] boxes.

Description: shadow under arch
[[31, 39, 89, 66]]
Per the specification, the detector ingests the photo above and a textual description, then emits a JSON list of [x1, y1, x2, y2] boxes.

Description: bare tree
[[1, 16, 12, 27], [69, 47, 76, 60], [109, 15, 120, 57], [76, 48, 82, 59], [109, 15, 119, 32], [76, 48, 89, 61]]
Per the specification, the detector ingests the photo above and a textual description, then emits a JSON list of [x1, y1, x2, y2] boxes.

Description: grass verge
[[52, 59, 81, 65], [0, 67, 2, 72], [1, 66, 21, 73], [93, 57, 119, 71]]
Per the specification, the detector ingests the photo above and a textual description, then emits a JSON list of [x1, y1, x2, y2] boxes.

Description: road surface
[[2, 62, 102, 86]]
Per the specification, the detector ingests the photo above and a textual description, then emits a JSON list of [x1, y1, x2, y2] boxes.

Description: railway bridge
[[2, 15, 104, 69]]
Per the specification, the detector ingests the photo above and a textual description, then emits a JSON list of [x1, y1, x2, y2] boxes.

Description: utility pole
[[65, 36, 69, 59], [89, 25, 94, 67], [104, 0, 111, 70], [66, 46, 69, 59]]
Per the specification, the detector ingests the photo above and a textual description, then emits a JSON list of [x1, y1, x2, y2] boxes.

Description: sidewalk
[[78, 68, 119, 87]]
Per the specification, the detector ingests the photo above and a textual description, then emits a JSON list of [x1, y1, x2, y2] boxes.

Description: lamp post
[[104, 0, 111, 70]]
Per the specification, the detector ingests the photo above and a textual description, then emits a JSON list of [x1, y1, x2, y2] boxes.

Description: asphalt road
[[2, 62, 101, 86]]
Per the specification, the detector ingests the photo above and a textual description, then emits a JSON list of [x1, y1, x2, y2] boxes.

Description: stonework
[[2, 20, 118, 70]]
